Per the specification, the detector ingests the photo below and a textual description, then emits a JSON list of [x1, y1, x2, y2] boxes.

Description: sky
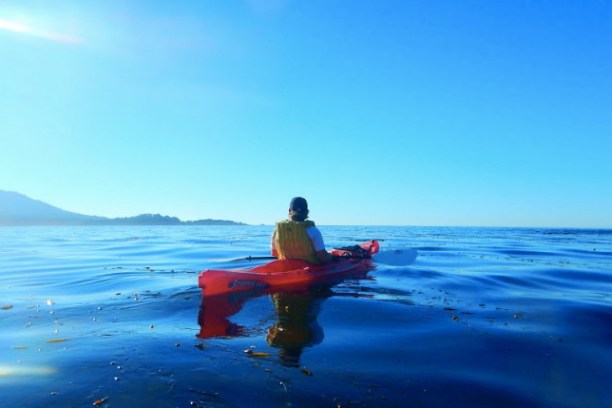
[[1, 0, 611, 228]]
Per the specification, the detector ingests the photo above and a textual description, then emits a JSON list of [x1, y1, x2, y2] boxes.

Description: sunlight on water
[[0, 365, 57, 378]]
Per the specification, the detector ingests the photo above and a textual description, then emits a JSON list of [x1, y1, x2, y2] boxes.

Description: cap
[[289, 197, 308, 212]]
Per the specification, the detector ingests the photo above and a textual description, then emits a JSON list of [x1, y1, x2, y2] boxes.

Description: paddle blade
[[372, 248, 418, 266]]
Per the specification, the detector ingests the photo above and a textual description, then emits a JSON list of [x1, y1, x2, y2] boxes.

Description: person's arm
[[307, 226, 332, 264], [271, 229, 279, 257], [315, 249, 332, 264]]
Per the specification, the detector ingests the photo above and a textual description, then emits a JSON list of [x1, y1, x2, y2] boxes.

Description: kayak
[[198, 240, 380, 297]]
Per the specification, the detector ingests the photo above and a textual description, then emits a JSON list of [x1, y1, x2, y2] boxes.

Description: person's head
[[288, 196, 309, 222]]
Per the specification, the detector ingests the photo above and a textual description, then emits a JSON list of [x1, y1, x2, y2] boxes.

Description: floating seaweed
[[93, 396, 109, 406]]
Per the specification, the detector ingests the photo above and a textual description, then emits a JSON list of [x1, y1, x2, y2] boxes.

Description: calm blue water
[[1, 226, 610, 407]]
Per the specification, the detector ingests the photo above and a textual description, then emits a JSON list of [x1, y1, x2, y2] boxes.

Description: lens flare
[[0, 18, 82, 44]]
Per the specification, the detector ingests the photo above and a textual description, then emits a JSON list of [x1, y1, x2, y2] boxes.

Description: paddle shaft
[[241, 254, 371, 261]]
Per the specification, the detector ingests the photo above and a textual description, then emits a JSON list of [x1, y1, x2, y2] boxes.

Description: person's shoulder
[[305, 223, 319, 232]]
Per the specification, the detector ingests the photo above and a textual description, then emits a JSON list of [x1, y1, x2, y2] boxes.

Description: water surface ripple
[[1, 226, 610, 407]]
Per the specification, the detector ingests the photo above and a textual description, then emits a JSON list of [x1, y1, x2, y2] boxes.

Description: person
[[271, 197, 332, 264]]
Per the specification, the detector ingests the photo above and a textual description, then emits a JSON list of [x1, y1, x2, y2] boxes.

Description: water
[[0, 226, 610, 407]]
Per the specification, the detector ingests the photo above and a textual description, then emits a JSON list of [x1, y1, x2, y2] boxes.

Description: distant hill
[[0, 190, 244, 226]]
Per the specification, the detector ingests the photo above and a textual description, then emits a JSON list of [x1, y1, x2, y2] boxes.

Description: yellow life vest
[[274, 220, 318, 264]]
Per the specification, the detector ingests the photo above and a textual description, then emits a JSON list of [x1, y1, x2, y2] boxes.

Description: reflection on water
[[198, 288, 330, 367], [267, 292, 325, 367]]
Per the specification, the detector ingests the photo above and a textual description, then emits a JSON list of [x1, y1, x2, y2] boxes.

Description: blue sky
[[1, 1, 611, 227]]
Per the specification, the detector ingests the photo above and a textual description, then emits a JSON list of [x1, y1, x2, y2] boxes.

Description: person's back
[[274, 218, 319, 263], [271, 197, 332, 264]]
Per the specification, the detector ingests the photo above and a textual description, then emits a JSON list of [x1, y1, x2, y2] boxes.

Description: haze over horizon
[[2, 1, 611, 228], [1, 189, 609, 229]]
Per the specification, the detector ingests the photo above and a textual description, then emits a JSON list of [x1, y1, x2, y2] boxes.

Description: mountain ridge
[[0, 190, 244, 226]]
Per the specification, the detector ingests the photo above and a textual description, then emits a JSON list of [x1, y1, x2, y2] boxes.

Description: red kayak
[[198, 240, 380, 297]]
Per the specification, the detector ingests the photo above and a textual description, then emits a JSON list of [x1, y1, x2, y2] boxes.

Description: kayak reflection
[[197, 287, 336, 367]]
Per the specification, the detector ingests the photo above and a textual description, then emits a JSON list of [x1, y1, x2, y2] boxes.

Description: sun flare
[[0, 18, 82, 44], [0, 19, 28, 32]]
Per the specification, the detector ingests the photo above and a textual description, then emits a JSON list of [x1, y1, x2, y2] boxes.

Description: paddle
[[371, 248, 418, 266], [232, 255, 367, 261], [239, 256, 277, 261], [234, 248, 418, 266]]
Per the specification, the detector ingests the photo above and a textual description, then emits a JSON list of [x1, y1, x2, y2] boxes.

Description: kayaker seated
[[271, 197, 332, 265]]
